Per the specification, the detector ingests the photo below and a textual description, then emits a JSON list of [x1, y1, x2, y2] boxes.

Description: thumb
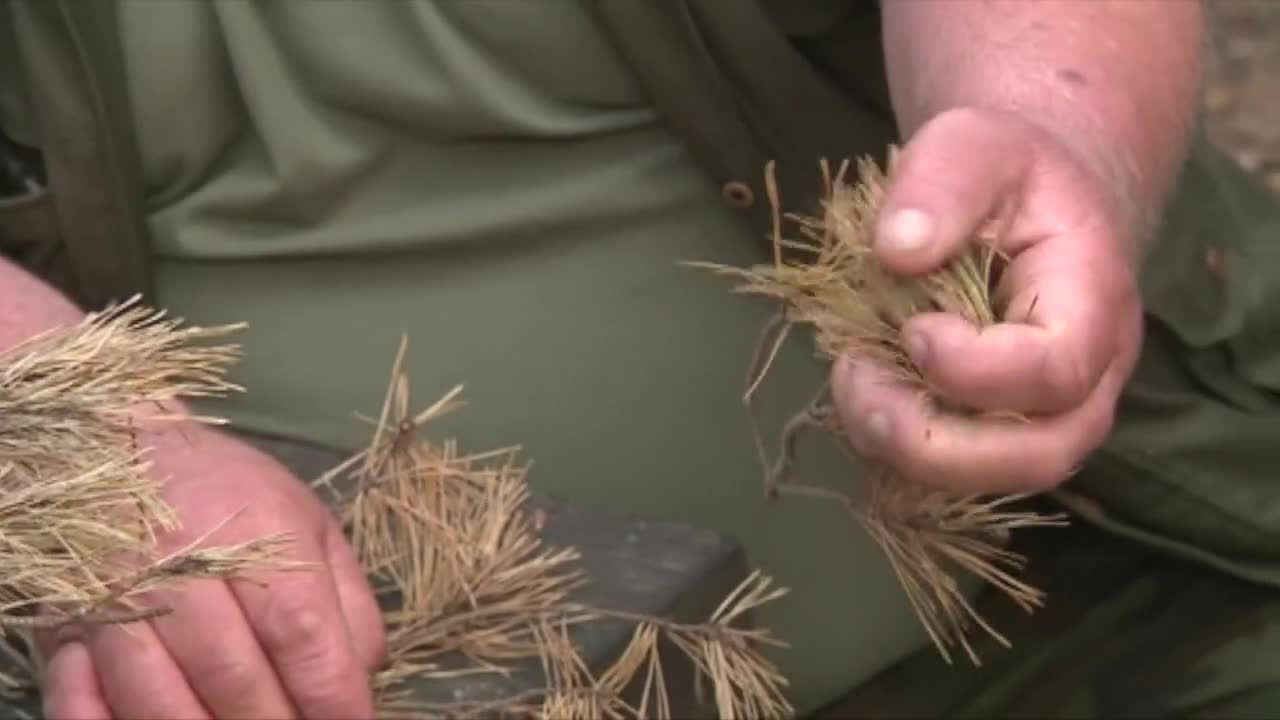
[[875, 107, 1033, 275]]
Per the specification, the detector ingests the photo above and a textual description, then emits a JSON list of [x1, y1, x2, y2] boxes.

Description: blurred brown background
[[1206, 0, 1280, 194]]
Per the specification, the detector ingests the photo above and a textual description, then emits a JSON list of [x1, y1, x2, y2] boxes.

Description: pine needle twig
[[336, 340, 793, 719]]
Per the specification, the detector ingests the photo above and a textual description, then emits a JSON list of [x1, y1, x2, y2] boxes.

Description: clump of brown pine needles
[[687, 149, 1069, 665], [314, 338, 793, 719], [0, 298, 297, 697], [0, 302, 794, 718]]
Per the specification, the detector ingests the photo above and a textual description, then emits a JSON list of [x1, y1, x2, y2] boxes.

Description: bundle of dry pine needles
[[0, 306, 792, 718], [314, 339, 793, 719], [688, 149, 1068, 665]]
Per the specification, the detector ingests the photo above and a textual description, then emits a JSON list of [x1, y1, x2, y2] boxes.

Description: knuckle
[[260, 588, 368, 710], [1043, 351, 1093, 406], [261, 587, 329, 655], [194, 654, 261, 699]]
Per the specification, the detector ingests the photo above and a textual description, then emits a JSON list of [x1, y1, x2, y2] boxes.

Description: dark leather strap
[[9, 0, 153, 308]]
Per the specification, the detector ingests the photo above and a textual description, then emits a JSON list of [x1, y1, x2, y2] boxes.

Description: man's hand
[[832, 107, 1144, 494], [39, 423, 386, 719]]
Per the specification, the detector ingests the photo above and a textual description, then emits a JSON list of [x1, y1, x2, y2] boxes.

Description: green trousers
[[828, 501, 1280, 718], [829, 134, 1280, 718]]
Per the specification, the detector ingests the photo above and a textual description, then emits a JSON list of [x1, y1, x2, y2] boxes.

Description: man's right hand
[[38, 421, 386, 720]]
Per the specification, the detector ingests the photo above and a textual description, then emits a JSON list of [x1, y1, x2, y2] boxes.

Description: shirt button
[[721, 181, 755, 208]]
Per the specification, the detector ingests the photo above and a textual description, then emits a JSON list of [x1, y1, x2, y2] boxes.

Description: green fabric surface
[[826, 497, 1280, 720]]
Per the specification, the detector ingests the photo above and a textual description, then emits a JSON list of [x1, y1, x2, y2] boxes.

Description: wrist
[[0, 256, 84, 351], [882, 1, 1204, 262], [905, 102, 1167, 269], [1010, 109, 1153, 259]]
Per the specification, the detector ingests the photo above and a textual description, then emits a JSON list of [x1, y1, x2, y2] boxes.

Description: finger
[[833, 356, 1120, 494], [875, 107, 1032, 275], [903, 293, 1113, 416], [234, 537, 376, 719], [34, 620, 75, 680], [145, 578, 298, 718], [41, 638, 111, 720], [324, 518, 387, 673], [84, 615, 211, 719]]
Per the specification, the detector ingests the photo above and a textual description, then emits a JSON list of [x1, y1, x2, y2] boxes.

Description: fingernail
[[905, 332, 929, 367], [851, 410, 892, 458], [881, 208, 934, 252], [866, 411, 892, 444]]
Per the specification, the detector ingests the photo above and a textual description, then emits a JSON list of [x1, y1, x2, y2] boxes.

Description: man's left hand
[[831, 106, 1144, 494]]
